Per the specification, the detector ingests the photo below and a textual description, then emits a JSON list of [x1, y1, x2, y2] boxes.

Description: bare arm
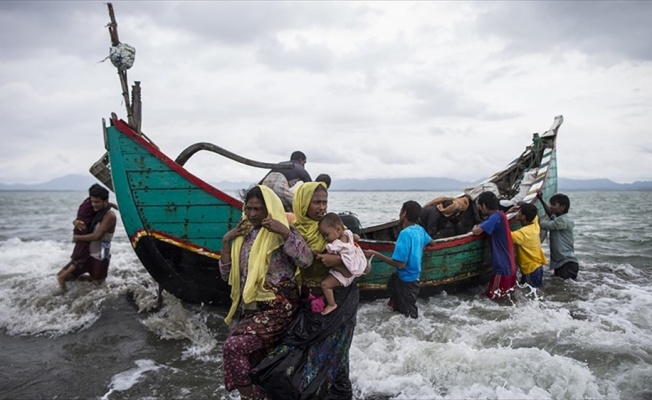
[[73, 212, 116, 242], [363, 249, 406, 270], [537, 193, 552, 217], [472, 224, 484, 235]]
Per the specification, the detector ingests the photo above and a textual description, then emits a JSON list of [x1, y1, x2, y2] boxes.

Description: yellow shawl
[[224, 185, 288, 324], [292, 182, 328, 285]]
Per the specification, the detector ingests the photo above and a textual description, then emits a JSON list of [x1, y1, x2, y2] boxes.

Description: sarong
[[224, 281, 300, 392], [250, 284, 358, 400], [387, 272, 420, 319], [485, 273, 517, 299]]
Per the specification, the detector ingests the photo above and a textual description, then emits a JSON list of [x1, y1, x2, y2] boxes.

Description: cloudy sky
[[1, 1, 650, 186]]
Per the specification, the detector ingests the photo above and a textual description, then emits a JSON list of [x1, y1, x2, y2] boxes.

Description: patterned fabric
[[220, 187, 314, 394], [225, 185, 290, 324], [219, 228, 314, 287], [261, 172, 295, 211], [223, 281, 300, 392]]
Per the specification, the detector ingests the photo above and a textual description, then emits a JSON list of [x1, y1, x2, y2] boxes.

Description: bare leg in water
[[56, 263, 76, 291]]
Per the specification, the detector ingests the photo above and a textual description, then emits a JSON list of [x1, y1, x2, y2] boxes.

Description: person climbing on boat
[[510, 203, 547, 288], [219, 185, 314, 400], [56, 184, 117, 291], [537, 192, 579, 280], [251, 182, 359, 399], [419, 195, 475, 239], [318, 212, 369, 315], [260, 150, 312, 212], [472, 191, 517, 299], [364, 200, 434, 319]]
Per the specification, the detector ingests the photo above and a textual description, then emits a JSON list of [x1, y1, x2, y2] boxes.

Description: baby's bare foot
[[321, 304, 337, 315]]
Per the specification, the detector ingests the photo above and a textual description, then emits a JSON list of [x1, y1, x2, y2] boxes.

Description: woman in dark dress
[[251, 182, 359, 400]]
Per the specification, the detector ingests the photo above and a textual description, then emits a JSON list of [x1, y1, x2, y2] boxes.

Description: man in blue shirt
[[365, 201, 434, 318], [472, 191, 517, 299]]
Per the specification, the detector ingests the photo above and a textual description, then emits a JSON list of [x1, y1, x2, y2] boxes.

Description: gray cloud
[[476, 1, 652, 62]]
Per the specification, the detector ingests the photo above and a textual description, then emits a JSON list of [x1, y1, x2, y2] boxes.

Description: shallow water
[[1, 190, 651, 399]]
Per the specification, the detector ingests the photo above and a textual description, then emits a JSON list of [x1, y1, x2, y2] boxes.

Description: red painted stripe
[[113, 118, 243, 209], [359, 234, 482, 252]]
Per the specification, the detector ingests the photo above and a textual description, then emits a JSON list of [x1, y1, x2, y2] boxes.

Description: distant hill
[[0, 174, 98, 191], [1, 174, 651, 192], [330, 177, 469, 191], [558, 178, 652, 191]]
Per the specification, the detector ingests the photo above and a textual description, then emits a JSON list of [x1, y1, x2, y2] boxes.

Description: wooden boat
[[91, 4, 562, 305], [354, 117, 561, 298]]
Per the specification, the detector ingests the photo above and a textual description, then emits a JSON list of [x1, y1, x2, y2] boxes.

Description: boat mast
[[106, 2, 141, 133]]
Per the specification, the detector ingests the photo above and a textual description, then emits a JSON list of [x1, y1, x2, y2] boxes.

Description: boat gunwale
[[111, 117, 243, 210]]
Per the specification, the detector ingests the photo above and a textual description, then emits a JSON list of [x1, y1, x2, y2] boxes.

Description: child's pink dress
[[326, 230, 368, 287]]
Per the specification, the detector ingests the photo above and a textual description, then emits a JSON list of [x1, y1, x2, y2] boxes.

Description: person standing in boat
[[364, 200, 434, 319], [219, 185, 314, 400], [510, 203, 547, 288], [251, 182, 359, 399], [260, 150, 312, 212], [56, 184, 117, 291], [472, 191, 517, 299], [537, 192, 579, 280]]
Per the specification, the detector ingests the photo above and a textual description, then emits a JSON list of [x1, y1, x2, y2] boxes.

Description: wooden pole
[[106, 3, 133, 127], [132, 81, 142, 133]]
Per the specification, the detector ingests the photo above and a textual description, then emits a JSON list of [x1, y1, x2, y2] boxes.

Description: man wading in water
[[56, 184, 117, 291]]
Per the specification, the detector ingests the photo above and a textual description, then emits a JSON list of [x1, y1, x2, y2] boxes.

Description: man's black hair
[[520, 203, 538, 223], [550, 193, 571, 214], [290, 151, 307, 162], [402, 200, 422, 223], [315, 173, 331, 188], [89, 184, 109, 200], [477, 191, 499, 210]]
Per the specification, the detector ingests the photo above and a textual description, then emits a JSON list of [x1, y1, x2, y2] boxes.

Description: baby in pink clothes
[[318, 212, 369, 315]]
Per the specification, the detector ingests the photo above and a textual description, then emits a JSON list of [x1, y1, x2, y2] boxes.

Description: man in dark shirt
[[260, 151, 312, 211]]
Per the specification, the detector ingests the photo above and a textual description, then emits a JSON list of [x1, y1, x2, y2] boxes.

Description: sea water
[[0, 190, 651, 399]]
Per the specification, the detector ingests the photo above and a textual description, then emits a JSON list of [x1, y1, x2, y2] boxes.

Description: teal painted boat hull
[[106, 118, 243, 304], [102, 116, 561, 305]]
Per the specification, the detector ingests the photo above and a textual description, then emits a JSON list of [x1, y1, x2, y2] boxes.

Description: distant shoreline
[[1, 174, 651, 192]]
